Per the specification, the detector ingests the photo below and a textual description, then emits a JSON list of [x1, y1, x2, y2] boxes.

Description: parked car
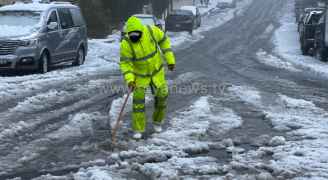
[[298, 7, 324, 32], [121, 14, 164, 39], [0, 1, 88, 73], [314, 10, 328, 62], [299, 10, 323, 55], [166, 7, 200, 35], [180, 6, 201, 28]]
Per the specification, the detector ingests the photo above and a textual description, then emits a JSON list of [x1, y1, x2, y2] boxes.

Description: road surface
[[1, 0, 327, 179]]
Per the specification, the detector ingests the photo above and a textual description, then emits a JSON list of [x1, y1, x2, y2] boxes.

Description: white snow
[[273, 0, 328, 78], [74, 166, 116, 180], [0, 0, 251, 117], [49, 113, 94, 140], [169, 0, 253, 48], [0, 25, 39, 38], [0, 0, 254, 178], [229, 85, 262, 106], [75, 96, 243, 179], [228, 85, 328, 179], [256, 49, 300, 72], [0, 1, 52, 12], [180, 6, 197, 15]]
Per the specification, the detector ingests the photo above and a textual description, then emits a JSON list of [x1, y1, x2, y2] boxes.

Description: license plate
[[0, 59, 8, 64]]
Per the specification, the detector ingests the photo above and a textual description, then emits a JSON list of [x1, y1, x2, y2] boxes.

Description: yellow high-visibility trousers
[[132, 84, 168, 132]]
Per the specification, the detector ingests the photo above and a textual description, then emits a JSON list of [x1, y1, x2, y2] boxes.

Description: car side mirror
[[47, 22, 58, 30]]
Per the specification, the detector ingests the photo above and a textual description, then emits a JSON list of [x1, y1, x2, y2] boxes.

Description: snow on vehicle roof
[[133, 14, 154, 18], [0, 1, 76, 12], [309, 11, 323, 15], [180, 6, 197, 15]]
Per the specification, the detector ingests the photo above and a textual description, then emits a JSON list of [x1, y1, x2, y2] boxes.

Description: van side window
[[70, 8, 85, 27], [48, 11, 58, 24], [58, 8, 74, 29]]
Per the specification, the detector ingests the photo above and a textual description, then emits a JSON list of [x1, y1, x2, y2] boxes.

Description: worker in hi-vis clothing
[[120, 16, 176, 139]]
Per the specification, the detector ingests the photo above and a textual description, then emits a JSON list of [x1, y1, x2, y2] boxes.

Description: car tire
[[189, 28, 193, 35], [315, 46, 328, 62], [38, 52, 49, 74], [301, 42, 309, 55], [73, 47, 85, 66]]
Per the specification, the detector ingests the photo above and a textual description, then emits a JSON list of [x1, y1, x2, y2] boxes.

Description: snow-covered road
[[0, 0, 255, 179], [3, 0, 328, 179]]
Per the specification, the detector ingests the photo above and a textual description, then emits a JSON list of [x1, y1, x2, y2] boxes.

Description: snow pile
[[273, 0, 328, 78], [140, 156, 223, 179], [49, 113, 95, 140], [229, 85, 262, 105], [74, 166, 118, 180], [229, 85, 328, 179], [264, 95, 328, 179], [75, 96, 242, 179], [256, 49, 300, 72]]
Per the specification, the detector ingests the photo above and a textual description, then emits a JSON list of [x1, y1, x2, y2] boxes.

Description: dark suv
[[166, 9, 195, 34], [299, 10, 323, 55], [0, 2, 88, 73]]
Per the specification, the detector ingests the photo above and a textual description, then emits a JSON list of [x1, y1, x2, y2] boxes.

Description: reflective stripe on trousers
[[132, 84, 169, 132]]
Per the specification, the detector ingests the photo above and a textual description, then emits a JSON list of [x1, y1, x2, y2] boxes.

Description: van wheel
[[301, 43, 309, 55], [315, 47, 328, 62], [39, 52, 49, 74], [73, 47, 85, 66], [189, 28, 193, 35]]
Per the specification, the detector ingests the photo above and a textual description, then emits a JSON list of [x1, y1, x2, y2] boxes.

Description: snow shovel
[[111, 88, 132, 147]]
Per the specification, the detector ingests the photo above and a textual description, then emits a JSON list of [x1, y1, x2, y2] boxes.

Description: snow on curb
[[273, 0, 328, 78], [256, 49, 300, 72]]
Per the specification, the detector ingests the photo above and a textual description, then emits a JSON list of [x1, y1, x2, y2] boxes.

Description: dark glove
[[128, 81, 136, 91], [168, 64, 175, 71]]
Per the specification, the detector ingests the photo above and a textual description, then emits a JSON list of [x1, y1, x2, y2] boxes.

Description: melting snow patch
[[75, 166, 117, 180], [256, 49, 300, 72], [49, 113, 94, 140], [139, 156, 223, 179], [81, 96, 242, 179], [228, 85, 262, 106], [226, 86, 328, 179]]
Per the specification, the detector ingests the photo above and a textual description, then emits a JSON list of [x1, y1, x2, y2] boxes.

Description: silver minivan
[[0, 1, 88, 73]]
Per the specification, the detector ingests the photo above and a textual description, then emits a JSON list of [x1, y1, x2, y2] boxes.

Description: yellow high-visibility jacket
[[120, 16, 176, 88]]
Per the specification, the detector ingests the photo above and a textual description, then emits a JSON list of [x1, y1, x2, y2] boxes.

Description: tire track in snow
[[0, 71, 121, 113]]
